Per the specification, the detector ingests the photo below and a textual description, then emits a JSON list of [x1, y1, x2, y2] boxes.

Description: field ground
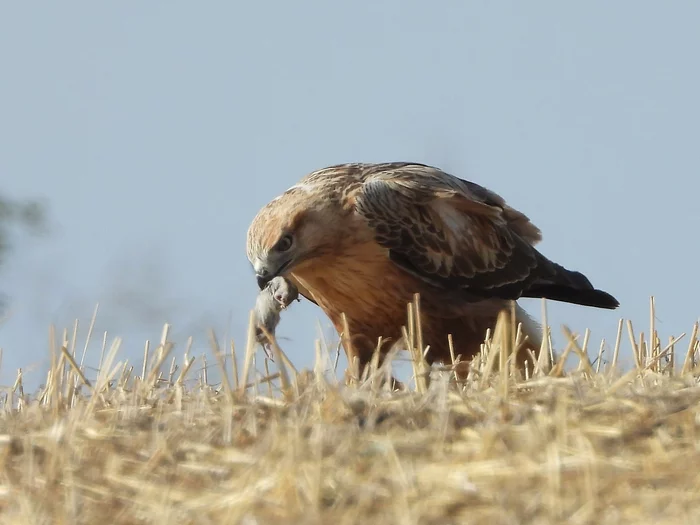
[[0, 301, 699, 524]]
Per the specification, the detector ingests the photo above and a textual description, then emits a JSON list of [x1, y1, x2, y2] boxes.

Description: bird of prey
[[246, 162, 619, 380]]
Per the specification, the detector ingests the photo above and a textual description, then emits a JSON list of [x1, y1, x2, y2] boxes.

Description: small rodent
[[253, 276, 300, 358]]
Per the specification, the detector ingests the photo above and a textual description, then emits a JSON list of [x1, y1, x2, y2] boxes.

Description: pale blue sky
[[1, 1, 698, 390]]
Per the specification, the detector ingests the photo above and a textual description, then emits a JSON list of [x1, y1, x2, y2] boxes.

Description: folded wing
[[353, 164, 619, 309]]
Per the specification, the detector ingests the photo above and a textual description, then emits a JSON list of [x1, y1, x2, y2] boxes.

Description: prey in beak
[[252, 275, 300, 359]]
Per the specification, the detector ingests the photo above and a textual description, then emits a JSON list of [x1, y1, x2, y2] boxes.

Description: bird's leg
[[340, 331, 404, 390], [342, 364, 405, 391]]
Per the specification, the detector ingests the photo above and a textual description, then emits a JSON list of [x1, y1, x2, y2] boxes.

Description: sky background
[[1, 1, 698, 391]]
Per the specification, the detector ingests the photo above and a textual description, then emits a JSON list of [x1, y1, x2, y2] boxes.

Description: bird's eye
[[275, 234, 293, 252]]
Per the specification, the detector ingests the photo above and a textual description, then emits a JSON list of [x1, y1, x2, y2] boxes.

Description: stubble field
[[0, 299, 699, 525]]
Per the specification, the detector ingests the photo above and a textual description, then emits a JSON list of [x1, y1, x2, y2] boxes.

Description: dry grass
[[0, 298, 699, 524]]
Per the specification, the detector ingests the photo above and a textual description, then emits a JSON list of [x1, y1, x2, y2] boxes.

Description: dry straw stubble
[[0, 297, 699, 524]]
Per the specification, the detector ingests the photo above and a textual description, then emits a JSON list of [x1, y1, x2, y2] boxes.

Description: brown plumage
[[246, 162, 619, 381]]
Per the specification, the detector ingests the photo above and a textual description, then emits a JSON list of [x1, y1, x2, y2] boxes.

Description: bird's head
[[246, 187, 339, 290]]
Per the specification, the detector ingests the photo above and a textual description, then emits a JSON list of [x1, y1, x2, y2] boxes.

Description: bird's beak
[[254, 258, 292, 290], [256, 273, 272, 290], [254, 259, 273, 290]]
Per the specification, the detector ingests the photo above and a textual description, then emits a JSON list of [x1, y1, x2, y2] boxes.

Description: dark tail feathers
[[523, 264, 620, 310]]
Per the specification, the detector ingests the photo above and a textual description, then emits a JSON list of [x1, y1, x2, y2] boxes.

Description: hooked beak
[[256, 273, 272, 290], [255, 259, 292, 290]]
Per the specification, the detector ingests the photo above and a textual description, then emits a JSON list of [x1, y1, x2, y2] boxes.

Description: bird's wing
[[353, 164, 549, 302]]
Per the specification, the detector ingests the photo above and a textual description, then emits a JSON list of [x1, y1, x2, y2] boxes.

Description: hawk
[[246, 162, 618, 380]]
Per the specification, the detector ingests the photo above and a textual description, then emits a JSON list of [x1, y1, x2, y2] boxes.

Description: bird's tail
[[522, 261, 619, 310]]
